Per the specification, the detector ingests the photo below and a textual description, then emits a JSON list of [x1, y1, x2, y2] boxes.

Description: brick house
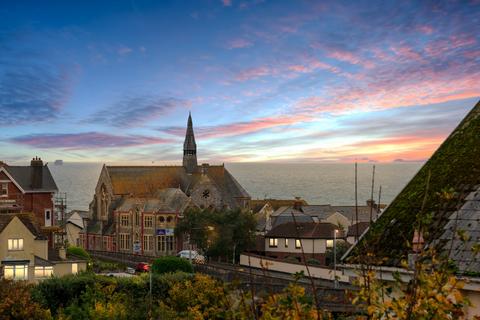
[[0, 158, 58, 246]]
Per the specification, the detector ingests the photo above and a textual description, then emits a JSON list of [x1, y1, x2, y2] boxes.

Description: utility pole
[[369, 165, 376, 223], [354, 162, 359, 242]]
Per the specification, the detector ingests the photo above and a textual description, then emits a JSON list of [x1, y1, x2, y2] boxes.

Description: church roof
[[344, 100, 480, 273], [183, 112, 196, 150], [115, 188, 191, 213], [104, 164, 250, 209]]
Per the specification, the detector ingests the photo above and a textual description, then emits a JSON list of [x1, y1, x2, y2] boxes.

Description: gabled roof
[[0, 165, 58, 193], [344, 100, 480, 270], [266, 222, 341, 239], [0, 213, 46, 240], [249, 198, 309, 213], [347, 221, 370, 237], [115, 188, 191, 213]]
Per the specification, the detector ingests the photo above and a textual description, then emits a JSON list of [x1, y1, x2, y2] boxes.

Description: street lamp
[[333, 229, 338, 288]]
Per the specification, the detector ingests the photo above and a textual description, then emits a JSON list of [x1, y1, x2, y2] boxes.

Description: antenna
[[369, 165, 376, 222], [355, 162, 359, 242]]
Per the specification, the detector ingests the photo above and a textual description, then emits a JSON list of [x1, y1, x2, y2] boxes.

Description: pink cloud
[[235, 66, 275, 81], [222, 0, 232, 6], [417, 25, 434, 35], [226, 38, 253, 49], [161, 114, 311, 139], [11, 132, 173, 149], [327, 49, 375, 69]]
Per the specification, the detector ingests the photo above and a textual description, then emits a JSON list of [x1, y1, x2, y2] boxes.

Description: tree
[[152, 256, 193, 274], [175, 208, 256, 262], [0, 279, 51, 319]]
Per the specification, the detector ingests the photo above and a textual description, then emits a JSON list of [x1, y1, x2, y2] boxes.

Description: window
[[144, 215, 153, 228], [295, 239, 302, 249], [4, 264, 28, 280], [103, 237, 108, 250], [143, 235, 153, 251], [135, 210, 140, 226], [158, 216, 165, 223], [120, 214, 129, 227], [157, 235, 175, 252], [326, 239, 334, 248], [269, 238, 278, 247], [1, 183, 7, 196], [72, 263, 78, 274], [119, 233, 130, 250], [166, 216, 173, 223], [284, 239, 289, 247], [8, 238, 23, 251], [35, 266, 53, 278]]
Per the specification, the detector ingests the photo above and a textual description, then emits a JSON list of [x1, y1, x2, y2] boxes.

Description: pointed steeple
[[183, 112, 198, 173]]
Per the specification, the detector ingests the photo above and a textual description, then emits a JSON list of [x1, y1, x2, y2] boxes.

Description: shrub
[[152, 256, 193, 274], [67, 246, 91, 260], [0, 279, 51, 319], [306, 258, 321, 265], [284, 256, 300, 263]]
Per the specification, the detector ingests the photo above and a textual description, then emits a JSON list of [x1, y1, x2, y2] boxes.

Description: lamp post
[[333, 229, 338, 288]]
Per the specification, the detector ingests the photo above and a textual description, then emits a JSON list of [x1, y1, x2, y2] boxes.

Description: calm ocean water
[[49, 162, 423, 211]]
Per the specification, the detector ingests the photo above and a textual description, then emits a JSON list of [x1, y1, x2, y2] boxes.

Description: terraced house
[[80, 113, 250, 255]]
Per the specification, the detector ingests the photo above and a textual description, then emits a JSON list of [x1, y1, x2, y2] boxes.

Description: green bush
[[306, 258, 321, 265], [284, 256, 300, 263], [67, 246, 90, 260], [152, 256, 193, 274]]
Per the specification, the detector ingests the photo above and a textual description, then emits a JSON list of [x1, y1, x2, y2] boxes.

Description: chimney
[[293, 197, 303, 211], [58, 246, 66, 260], [30, 157, 43, 189]]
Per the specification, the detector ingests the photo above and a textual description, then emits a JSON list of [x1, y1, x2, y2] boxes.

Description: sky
[[0, 0, 479, 164]]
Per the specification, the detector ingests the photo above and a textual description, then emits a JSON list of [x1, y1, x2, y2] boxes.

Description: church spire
[[183, 112, 197, 173]]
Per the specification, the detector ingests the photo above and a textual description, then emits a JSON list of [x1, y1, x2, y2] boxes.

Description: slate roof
[[2, 165, 58, 192], [271, 207, 314, 228], [115, 188, 191, 213], [0, 213, 46, 240], [436, 185, 480, 273], [347, 222, 370, 237], [249, 198, 309, 213], [344, 100, 480, 273], [105, 164, 249, 209], [266, 222, 341, 239]]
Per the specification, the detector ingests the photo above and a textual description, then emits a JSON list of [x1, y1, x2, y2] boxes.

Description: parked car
[[177, 250, 206, 264], [135, 262, 150, 273]]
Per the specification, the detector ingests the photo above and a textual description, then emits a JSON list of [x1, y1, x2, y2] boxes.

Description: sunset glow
[[1, 1, 479, 164]]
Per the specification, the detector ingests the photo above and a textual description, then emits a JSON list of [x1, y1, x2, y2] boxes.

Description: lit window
[[295, 239, 302, 249], [4, 264, 28, 280], [35, 266, 53, 278], [144, 215, 153, 228], [1, 183, 7, 196], [8, 238, 24, 251], [326, 240, 334, 248], [269, 238, 278, 247], [284, 239, 289, 247], [72, 263, 78, 274], [120, 214, 129, 227]]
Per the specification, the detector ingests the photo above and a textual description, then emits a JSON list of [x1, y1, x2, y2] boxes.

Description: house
[[81, 113, 250, 253], [63, 210, 89, 247], [0, 213, 87, 282], [265, 221, 345, 264], [342, 100, 480, 317], [270, 200, 381, 232], [345, 221, 370, 244]]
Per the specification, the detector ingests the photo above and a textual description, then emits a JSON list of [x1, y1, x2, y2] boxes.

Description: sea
[[48, 162, 423, 211]]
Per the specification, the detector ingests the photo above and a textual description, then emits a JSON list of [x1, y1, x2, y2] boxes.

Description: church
[[79, 113, 251, 255]]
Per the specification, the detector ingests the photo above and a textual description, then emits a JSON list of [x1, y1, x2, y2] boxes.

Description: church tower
[[183, 112, 198, 173]]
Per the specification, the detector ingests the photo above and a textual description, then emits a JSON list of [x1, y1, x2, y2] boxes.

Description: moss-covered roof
[[345, 100, 480, 267]]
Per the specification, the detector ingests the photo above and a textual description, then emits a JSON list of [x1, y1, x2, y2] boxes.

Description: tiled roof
[[3, 165, 58, 192], [249, 198, 309, 213], [115, 188, 191, 213], [266, 222, 341, 239]]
